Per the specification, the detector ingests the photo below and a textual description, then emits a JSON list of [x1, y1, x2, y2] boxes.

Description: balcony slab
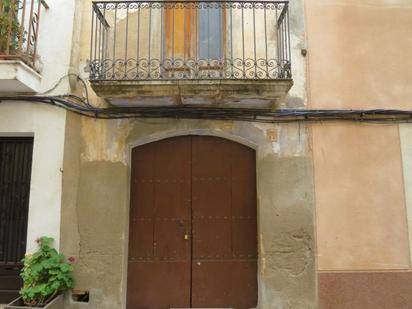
[[0, 60, 42, 93], [90, 79, 293, 108]]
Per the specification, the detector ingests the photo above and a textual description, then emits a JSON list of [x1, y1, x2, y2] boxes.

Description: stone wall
[[60, 119, 316, 308]]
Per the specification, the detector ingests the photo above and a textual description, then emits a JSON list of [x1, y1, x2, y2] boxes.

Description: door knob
[[184, 234, 189, 240]]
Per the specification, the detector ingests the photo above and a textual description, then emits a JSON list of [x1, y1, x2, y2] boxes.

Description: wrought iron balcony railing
[[90, 0, 291, 82], [0, 0, 47, 71]]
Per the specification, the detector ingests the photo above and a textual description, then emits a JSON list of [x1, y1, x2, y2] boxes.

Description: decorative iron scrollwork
[[90, 1, 292, 81]]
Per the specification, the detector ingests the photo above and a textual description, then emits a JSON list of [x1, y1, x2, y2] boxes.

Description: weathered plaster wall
[[305, 0, 412, 109], [312, 123, 409, 270], [60, 113, 82, 259], [286, 0, 307, 108], [400, 125, 412, 266], [306, 0, 412, 270], [306, 0, 412, 306], [61, 119, 316, 309], [36, 0, 76, 93]]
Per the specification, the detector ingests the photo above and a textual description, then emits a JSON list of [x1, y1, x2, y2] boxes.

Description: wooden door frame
[[123, 131, 259, 309]]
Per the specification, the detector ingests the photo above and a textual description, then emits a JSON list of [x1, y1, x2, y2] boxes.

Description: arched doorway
[[127, 135, 257, 309]]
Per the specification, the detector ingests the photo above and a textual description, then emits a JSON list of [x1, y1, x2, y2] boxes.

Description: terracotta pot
[[5, 294, 64, 309]]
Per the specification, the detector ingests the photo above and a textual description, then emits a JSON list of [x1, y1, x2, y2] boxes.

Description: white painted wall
[[0, 0, 76, 251], [37, 0, 76, 93], [0, 103, 66, 252]]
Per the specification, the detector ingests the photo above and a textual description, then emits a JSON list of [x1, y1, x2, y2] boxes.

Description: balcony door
[[126, 136, 258, 309], [163, 4, 223, 74]]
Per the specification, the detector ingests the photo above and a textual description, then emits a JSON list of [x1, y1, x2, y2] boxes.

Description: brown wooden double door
[[127, 136, 257, 309]]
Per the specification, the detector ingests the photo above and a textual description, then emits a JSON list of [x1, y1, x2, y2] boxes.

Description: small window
[[164, 5, 224, 61]]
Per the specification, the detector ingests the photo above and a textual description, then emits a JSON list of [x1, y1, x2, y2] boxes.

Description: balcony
[[0, 0, 46, 93], [89, 1, 292, 108]]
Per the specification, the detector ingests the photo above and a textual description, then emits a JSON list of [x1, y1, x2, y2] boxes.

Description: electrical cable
[[1, 94, 412, 123], [0, 74, 411, 123]]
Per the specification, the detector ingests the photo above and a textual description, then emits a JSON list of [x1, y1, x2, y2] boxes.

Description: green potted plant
[[0, 0, 21, 55], [6, 237, 75, 308]]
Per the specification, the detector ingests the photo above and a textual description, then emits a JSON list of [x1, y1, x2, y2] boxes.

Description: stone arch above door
[[120, 120, 315, 308], [127, 128, 258, 164]]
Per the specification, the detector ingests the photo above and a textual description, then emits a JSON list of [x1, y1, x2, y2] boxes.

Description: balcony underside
[[90, 79, 293, 108], [0, 60, 41, 93]]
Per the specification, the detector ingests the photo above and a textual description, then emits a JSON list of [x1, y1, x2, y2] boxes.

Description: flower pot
[[5, 294, 64, 309]]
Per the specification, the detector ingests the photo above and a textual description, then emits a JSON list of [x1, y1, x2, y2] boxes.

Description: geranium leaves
[[20, 237, 75, 307]]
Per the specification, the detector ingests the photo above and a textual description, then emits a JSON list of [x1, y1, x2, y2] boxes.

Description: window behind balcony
[[164, 5, 223, 64], [198, 7, 222, 59]]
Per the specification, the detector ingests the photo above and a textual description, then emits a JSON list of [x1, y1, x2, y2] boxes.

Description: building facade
[[0, 0, 411, 308]]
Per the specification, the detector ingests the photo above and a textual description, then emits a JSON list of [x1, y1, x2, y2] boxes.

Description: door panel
[[127, 261, 191, 309], [192, 179, 231, 217], [127, 136, 192, 309], [191, 260, 258, 309], [192, 217, 232, 259], [232, 219, 258, 257], [191, 136, 258, 309], [154, 219, 190, 259], [127, 136, 257, 309]]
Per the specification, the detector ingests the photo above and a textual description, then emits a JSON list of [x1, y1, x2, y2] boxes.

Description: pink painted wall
[[306, 0, 412, 271]]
